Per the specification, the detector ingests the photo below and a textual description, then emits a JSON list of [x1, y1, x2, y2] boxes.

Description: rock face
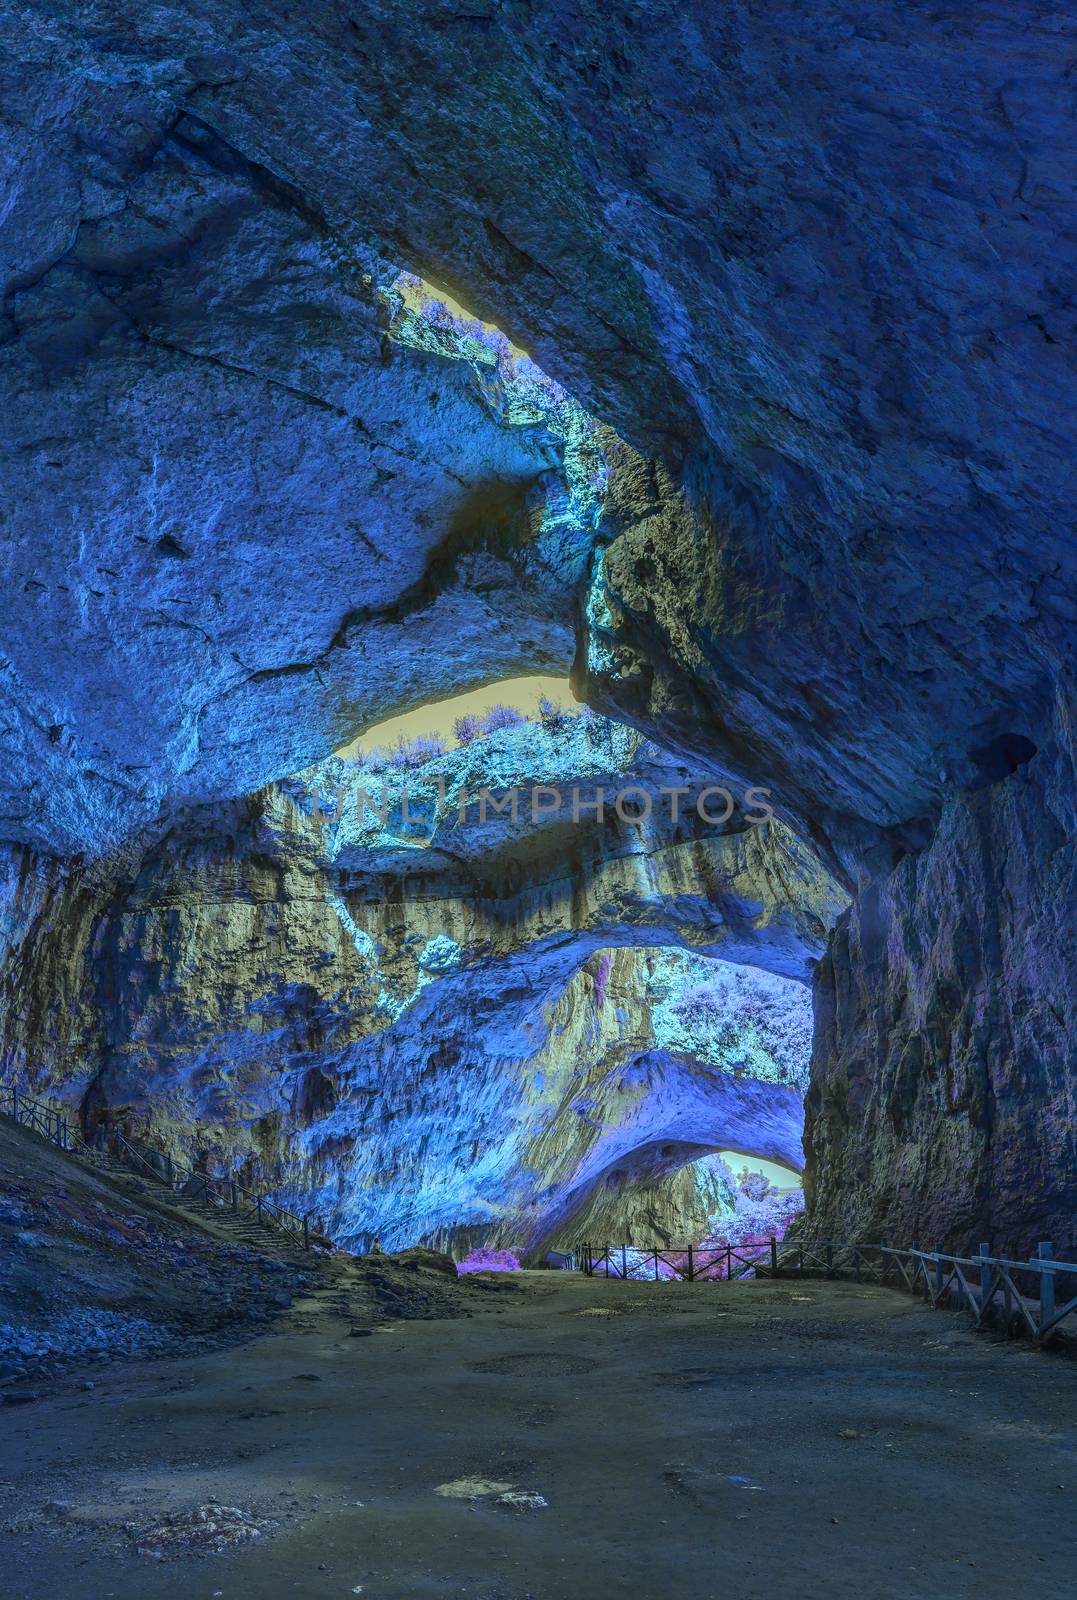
[[0, 721, 828, 1252], [1, 5, 1074, 1254], [805, 713, 1077, 1257], [0, 209, 591, 855], [304, 948, 810, 1255]]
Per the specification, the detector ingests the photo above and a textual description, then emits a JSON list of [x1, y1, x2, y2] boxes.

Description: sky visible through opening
[[718, 1153, 803, 1190], [336, 675, 575, 758], [392, 273, 533, 363]]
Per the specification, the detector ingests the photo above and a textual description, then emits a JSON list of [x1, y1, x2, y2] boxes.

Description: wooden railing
[[575, 1237, 1077, 1342], [577, 1240, 779, 1282], [1, 1082, 314, 1251]]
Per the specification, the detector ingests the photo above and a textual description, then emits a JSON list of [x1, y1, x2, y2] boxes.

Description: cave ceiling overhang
[[3, 5, 1073, 882]]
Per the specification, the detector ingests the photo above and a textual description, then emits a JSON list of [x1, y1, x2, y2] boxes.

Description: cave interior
[[0, 4, 1075, 1595]]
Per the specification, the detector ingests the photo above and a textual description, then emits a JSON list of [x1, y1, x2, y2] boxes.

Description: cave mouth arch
[[255, 271, 840, 1253], [292, 938, 818, 1259], [540, 1133, 806, 1260], [0, 236, 841, 1269]]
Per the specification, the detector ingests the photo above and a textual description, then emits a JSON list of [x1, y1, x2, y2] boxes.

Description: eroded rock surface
[[805, 712, 1077, 1257], [2, 3, 1073, 874], [0, 720, 830, 1251], [303, 946, 811, 1254], [2, 4, 1074, 1257]]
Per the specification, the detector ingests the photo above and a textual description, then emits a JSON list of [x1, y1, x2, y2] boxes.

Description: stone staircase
[[2, 1083, 315, 1259], [85, 1146, 311, 1258]]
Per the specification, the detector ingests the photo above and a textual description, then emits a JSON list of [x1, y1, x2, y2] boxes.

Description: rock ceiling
[[3, 2, 1073, 878]]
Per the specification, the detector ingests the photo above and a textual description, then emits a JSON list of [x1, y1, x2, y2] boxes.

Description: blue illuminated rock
[[296, 946, 813, 1255], [1, 3, 1073, 1258], [0, 715, 835, 1251], [2, 4, 1071, 884]]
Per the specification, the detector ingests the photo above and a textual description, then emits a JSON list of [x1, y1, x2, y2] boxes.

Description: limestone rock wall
[[0, 845, 110, 1092], [804, 707, 1077, 1257], [5, 3, 1073, 881], [0, 727, 827, 1252], [302, 946, 810, 1256]]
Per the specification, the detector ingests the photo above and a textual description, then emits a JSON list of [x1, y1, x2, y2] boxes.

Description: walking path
[[3, 1270, 1075, 1598]]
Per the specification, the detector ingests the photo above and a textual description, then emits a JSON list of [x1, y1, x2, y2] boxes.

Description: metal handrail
[[1, 1081, 313, 1250]]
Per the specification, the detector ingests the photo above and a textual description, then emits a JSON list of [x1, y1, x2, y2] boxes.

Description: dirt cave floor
[[2, 1267, 1075, 1600]]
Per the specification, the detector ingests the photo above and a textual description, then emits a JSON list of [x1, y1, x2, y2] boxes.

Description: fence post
[[653, 1250, 659, 1282], [230, 1180, 238, 1211], [11, 1084, 17, 1123], [798, 1246, 804, 1278], [687, 1244, 694, 1283], [852, 1245, 860, 1282], [61, 1115, 69, 1151], [256, 1195, 263, 1226], [1038, 1242, 1055, 1335], [303, 1215, 310, 1251], [621, 1245, 628, 1281], [933, 1244, 943, 1306], [826, 1242, 834, 1278], [770, 1236, 778, 1277], [979, 1242, 992, 1315], [725, 1243, 732, 1280]]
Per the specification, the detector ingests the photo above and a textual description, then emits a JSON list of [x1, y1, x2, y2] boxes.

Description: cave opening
[[0, 264, 846, 1283], [336, 674, 576, 760]]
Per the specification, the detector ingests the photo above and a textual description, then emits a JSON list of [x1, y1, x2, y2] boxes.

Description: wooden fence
[[575, 1236, 1077, 1342], [1, 1081, 313, 1251]]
